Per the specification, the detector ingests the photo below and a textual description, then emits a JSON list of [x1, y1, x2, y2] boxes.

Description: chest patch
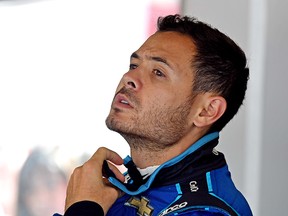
[[125, 196, 154, 216]]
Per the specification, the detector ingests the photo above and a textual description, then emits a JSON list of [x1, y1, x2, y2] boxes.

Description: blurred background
[[0, 0, 287, 215]]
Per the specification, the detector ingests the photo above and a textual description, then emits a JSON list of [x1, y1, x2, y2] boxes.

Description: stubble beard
[[105, 95, 194, 152]]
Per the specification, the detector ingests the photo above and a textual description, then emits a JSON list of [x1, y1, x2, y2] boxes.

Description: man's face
[[106, 31, 198, 148]]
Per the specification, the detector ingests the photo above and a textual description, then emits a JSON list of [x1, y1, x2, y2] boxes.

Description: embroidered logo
[[189, 180, 199, 192], [159, 202, 188, 216], [125, 196, 154, 216], [212, 148, 219, 155]]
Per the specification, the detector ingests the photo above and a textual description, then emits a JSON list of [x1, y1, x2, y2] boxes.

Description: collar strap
[[108, 132, 219, 195]]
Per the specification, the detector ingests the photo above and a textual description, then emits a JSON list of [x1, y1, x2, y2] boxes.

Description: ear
[[193, 95, 227, 128]]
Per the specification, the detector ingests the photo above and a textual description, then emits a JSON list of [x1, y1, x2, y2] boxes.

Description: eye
[[129, 64, 138, 70], [153, 69, 165, 77]]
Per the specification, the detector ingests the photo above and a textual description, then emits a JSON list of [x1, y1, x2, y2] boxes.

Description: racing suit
[[56, 132, 253, 216]]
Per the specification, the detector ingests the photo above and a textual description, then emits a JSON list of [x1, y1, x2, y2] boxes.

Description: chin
[[106, 116, 137, 137], [106, 115, 123, 131]]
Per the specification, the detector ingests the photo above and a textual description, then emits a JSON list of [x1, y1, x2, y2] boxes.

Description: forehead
[[135, 31, 196, 66]]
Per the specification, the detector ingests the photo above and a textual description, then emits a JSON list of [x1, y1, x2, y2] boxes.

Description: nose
[[122, 70, 142, 90], [127, 81, 136, 88]]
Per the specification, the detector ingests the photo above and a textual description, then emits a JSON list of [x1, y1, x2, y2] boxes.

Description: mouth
[[113, 93, 133, 109], [119, 98, 129, 105]]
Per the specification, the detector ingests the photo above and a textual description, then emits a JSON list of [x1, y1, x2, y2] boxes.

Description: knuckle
[[82, 161, 94, 171], [97, 146, 107, 154], [72, 165, 82, 174]]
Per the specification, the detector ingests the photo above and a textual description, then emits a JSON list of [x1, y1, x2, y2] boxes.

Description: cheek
[[141, 96, 178, 117], [149, 90, 186, 107], [146, 92, 172, 107]]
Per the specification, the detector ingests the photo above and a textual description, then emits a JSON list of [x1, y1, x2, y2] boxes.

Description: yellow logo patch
[[125, 196, 154, 216]]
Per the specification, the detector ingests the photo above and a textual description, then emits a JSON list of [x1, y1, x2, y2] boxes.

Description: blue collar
[[108, 132, 219, 195]]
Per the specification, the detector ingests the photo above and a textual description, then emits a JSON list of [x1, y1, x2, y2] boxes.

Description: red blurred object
[[146, 1, 180, 37]]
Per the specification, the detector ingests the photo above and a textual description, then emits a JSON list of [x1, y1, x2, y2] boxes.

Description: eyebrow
[[130, 52, 172, 68]]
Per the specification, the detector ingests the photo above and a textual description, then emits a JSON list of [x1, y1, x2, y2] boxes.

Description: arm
[[53, 201, 104, 216], [64, 147, 125, 215], [64, 201, 104, 216]]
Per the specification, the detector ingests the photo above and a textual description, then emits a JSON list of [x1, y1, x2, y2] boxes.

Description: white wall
[[0, 0, 148, 157], [0, 1, 148, 215], [0, 1, 180, 215], [260, 0, 288, 215]]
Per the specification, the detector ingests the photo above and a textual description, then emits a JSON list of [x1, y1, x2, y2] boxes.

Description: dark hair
[[157, 14, 249, 131]]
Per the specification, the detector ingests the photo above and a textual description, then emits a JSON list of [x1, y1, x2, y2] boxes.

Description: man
[[56, 14, 253, 215]]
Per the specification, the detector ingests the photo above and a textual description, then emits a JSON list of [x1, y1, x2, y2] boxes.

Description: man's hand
[[65, 147, 125, 215]]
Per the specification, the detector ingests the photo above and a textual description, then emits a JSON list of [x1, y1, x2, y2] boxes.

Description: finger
[[88, 147, 124, 181], [107, 161, 125, 182], [91, 147, 124, 166], [103, 177, 125, 198]]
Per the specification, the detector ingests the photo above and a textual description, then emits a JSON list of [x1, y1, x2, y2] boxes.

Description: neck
[[122, 129, 208, 169], [130, 146, 181, 168]]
